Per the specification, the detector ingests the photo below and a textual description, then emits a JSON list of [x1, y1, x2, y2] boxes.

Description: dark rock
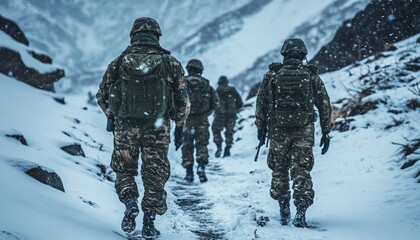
[[255, 215, 270, 227], [27, 50, 53, 64], [26, 166, 65, 192], [0, 15, 29, 46], [400, 159, 419, 170], [310, 0, 420, 73], [405, 64, 420, 72], [407, 99, 420, 110], [0, 15, 65, 92], [53, 97, 66, 104], [96, 163, 106, 174], [348, 101, 379, 116], [5, 134, 28, 146], [333, 118, 355, 132], [0, 48, 65, 92], [61, 143, 85, 157]]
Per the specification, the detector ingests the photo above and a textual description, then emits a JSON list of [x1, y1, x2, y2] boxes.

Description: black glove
[[106, 117, 115, 132], [257, 128, 266, 145], [174, 125, 184, 151], [320, 133, 330, 155]]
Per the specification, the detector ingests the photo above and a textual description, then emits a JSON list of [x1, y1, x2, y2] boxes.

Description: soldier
[[96, 17, 189, 238], [212, 75, 243, 158], [255, 38, 332, 228], [182, 59, 219, 183]]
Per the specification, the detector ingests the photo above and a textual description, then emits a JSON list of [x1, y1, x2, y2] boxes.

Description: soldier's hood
[[283, 58, 303, 66], [217, 85, 231, 92], [187, 75, 208, 85], [127, 32, 170, 55]]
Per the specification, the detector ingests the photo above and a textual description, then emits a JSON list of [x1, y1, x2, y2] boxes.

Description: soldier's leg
[[222, 116, 235, 157], [211, 115, 224, 147], [268, 139, 292, 225], [195, 122, 210, 166], [195, 121, 210, 182], [289, 126, 315, 228], [268, 139, 292, 204], [111, 129, 141, 232], [140, 124, 170, 215], [111, 129, 141, 201], [139, 124, 170, 237], [224, 115, 236, 147], [290, 128, 315, 209], [181, 125, 195, 169]]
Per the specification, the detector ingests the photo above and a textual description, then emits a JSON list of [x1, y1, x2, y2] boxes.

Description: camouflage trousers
[[111, 118, 170, 215], [212, 113, 237, 147], [267, 124, 315, 209], [181, 115, 210, 168]]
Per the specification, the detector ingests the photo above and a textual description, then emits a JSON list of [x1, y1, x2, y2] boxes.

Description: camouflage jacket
[[255, 59, 332, 134], [96, 38, 190, 125], [216, 84, 243, 114], [185, 73, 219, 117]]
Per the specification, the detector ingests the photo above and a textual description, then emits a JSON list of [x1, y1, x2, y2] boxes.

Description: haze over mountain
[[1, 0, 371, 92]]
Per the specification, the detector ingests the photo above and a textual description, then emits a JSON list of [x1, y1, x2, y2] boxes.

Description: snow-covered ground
[[1, 28, 419, 240]]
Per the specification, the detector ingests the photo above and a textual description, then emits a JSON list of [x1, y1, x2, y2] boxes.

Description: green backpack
[[268, 66, 314, 127], [108, 52, 170, 120], [217, 86, 239, 114], [186, 75, 211, 115]]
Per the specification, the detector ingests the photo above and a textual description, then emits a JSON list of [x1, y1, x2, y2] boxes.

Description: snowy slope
[[190, 34, 420, 240]]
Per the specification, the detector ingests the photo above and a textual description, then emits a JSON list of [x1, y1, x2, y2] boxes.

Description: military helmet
[[280, 38, 308, 56], [218, 75, 229, 85], [130, 17, 162, 38], [186, 59, 204, 70]]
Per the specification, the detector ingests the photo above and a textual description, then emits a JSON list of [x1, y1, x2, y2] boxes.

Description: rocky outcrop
[[61, 143, 86, 157], [26, 166, 65, 192], [310, 0, 420, 73], [0, 15, 29, 46], [10, 160, 65, 192], [0, 15, 65, 92], [5, 134, 28, 146]]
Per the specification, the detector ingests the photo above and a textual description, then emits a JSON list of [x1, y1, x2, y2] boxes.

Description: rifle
[[254, 128, 268, 162]]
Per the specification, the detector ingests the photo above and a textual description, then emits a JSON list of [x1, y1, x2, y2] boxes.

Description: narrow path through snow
[[170, 162, 226, 240]]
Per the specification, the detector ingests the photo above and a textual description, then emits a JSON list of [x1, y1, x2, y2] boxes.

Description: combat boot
[[223, 146, 231, 157], [215, 144, 222, 158], [279, 202, 291, 226], [121, 193, 139, 233], [197, 165, 208, 183], [184, 166, 194, 183], [142, 210, 161, 239], [292, 206, 307, 228]]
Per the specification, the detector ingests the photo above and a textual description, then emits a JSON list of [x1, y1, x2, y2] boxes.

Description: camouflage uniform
[[181, 59, 219, 182], [182, 75, 219, 169], [96, 17, 189, 235], [212, 76, 243, 157], [255, 38, 331, 227]]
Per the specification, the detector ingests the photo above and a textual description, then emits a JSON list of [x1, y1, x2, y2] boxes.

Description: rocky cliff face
[[0, 15, 64, 92], [309, 0, 420, 73]]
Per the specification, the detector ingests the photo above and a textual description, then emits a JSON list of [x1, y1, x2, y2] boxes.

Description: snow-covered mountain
[[0, 0, 252, 89], [230, 0, 371, 92], [1, 0, 373, 93], [1, 8, 419, 238]]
